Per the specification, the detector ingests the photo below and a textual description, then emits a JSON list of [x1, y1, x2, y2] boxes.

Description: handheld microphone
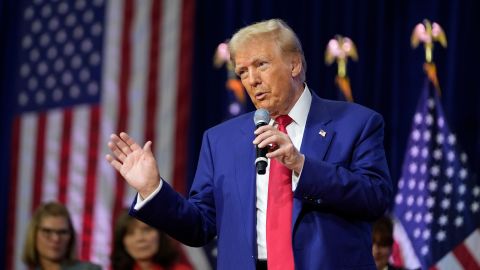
[[254, 108, 271, 175]]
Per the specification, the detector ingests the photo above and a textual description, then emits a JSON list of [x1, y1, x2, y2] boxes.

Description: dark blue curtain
[[0, 0, 22, 267], [187, 0, 480, 195]]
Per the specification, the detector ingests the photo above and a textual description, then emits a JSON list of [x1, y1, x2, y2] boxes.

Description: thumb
[[143, 141, 153, 153]]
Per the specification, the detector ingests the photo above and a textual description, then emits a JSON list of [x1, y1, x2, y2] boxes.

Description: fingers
[[266, 141, 293, 157], [253, 126, 304, 172], [120, 132, 142, 151], [110, 133, 133, 155], [253, 125, 273, 146], [105, 154, 123, 171], [107, 132, 141, 161], [107, 141, 127, 162], [253, 125, 294, 157], [253, 127, 288, 149], [257, 135, 282, 149], [143, 141, 153, 154], [253, 125, 271, 135]]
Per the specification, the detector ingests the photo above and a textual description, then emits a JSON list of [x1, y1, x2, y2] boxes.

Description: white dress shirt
[[256, 85, 312, 259]]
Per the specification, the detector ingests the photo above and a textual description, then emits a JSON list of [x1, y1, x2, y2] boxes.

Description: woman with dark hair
[[111, 211, 192, 270], [372, 216, 404, 270], [22, 201, 101, 270]]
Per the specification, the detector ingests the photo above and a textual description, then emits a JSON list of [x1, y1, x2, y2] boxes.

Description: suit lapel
[[233, 95, 336, 247], [292, 93, 335, 230], [234, 117, 257, 256]]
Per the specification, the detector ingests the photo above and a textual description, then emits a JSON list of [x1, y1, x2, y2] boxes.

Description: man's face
[[36, 216, 72, 263], [234, 37, 302, 118]]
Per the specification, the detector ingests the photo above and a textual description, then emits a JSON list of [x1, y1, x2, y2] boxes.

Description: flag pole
[[325, 35, 358, 102], [393, 18, 480, 270], [411, 19, 448, 95]]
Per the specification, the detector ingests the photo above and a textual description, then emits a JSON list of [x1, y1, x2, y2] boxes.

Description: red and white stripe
[[434, 229, 480, 270], [7, 0, 209, 269], [8, 104, 100, 270], [394, 221, 480, 270]]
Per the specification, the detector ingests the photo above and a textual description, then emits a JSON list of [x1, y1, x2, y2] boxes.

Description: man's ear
[[291, 54, 302, 77]]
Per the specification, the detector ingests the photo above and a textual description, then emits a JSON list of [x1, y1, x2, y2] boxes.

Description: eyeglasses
[[38, 227, 71, 238]]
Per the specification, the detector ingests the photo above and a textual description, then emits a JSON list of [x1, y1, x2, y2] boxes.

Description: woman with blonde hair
[[22, 201, 100, 270]]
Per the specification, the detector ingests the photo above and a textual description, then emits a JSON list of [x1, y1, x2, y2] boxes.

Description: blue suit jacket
[[131, 92, 392, 270]]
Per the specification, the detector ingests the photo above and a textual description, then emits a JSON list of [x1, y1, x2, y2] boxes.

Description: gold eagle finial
[[411, 19, 447, 63], [325, 35, 358, 78], [325, 35, 358, 102], [411, 20, 447, 94]]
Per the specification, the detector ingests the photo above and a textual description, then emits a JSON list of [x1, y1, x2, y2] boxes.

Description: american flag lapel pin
[[319, 129, 327, 137]]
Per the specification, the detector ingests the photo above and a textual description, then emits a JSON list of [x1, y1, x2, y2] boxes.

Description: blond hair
[[22, 201, 77, 267], [228, 18, 306, 82]]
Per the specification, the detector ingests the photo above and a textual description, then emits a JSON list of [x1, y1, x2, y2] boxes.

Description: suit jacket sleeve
[[294, 111, 392, 220], [130, 131, 217, 247]]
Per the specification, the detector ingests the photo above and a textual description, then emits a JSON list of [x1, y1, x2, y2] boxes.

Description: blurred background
[[1, 0, 479, 269]]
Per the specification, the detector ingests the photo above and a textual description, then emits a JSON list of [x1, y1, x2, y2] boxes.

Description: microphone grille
[[254, 108, 270, 125]]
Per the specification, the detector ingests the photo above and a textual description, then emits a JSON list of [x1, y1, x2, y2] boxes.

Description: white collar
[[285, 84, 311, 128]]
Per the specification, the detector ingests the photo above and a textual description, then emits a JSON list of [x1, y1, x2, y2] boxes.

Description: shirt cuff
[[133, 180, 163, 210], [292, 155, 304, 191]]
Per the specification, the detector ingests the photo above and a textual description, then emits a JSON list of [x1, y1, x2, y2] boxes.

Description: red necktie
[[266, 115, 294, 270]]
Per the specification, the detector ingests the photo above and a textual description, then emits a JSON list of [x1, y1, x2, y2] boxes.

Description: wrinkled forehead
[[231, 35, 282, 64]]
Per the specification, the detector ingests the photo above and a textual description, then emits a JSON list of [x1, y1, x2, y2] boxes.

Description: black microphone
[[254, 108, 271, 175]]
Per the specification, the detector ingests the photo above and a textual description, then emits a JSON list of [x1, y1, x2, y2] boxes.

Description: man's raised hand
[[105, 132, 160, 198]]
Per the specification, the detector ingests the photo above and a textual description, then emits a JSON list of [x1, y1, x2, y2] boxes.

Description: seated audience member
[[372, 215, 403, 270], [111, 211, 192, 270], [22, 201, 101, 270]]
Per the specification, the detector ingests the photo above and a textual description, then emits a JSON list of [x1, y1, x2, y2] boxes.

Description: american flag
[[392, 79, 480, 270], [6, 0, 213, 269]]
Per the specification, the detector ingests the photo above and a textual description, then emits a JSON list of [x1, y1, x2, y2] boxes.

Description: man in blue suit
[[106, 19, 392, 270]]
